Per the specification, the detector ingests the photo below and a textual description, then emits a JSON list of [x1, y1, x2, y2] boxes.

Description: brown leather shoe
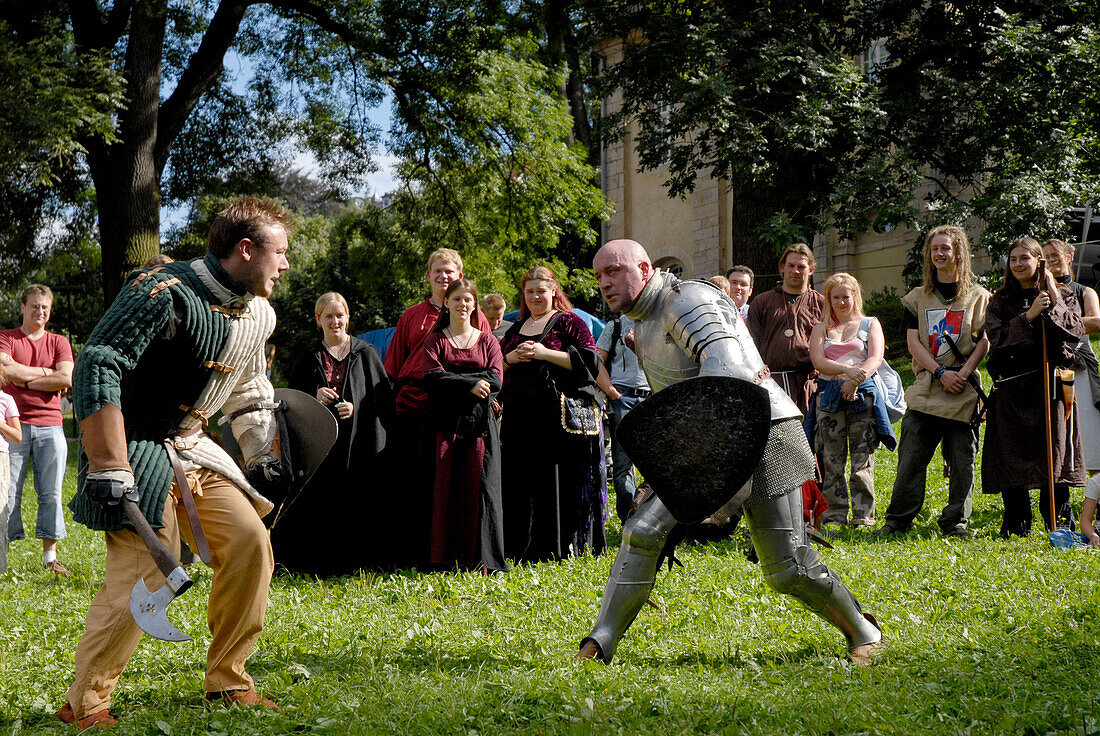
[[58, 703, 118, 729], [575, 638, 608, 663], [849, 613, 884, 667], [45, 559, 72, 577], [207, 688, 282, 711]]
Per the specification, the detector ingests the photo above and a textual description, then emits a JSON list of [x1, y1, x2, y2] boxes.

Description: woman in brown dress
[[982, 237, 1085, 537]]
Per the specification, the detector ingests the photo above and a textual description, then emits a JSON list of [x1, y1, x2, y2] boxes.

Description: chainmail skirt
[[746, 418, 816, 507]]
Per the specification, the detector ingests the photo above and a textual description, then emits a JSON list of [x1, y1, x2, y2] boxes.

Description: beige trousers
[[66, 468, 274, 719]]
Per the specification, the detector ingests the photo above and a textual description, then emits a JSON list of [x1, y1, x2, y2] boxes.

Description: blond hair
[[314, 291, 349, 319], [20, 284, 53, 304], [821, 273, 865, 327], [922, 225, 975, 297], [481, 293, 507, 312], [1042, 238, 1074, 258], [427, 248, 463, 273]]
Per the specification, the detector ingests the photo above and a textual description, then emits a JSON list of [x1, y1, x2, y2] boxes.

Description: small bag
[[560, 393, 601, 436], [513, 311, 602, 436]]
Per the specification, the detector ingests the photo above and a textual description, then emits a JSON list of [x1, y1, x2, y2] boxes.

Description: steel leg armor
[[743, 489, 881, 649], [582, 492, 678, 662]]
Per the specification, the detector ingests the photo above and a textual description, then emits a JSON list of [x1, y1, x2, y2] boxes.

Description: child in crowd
[[0, 365, 24, 573], [1082, 476, 1100, 547]]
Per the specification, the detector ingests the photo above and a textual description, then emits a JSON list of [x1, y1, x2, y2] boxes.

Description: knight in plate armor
[[577, 239, 882, 665]]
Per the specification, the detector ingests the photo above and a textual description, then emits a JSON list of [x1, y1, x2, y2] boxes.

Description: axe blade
[[128, 567, 192, 642]]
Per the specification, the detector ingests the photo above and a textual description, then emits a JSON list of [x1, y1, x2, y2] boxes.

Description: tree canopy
[[591, 0, 1100, 271], [0, 0, 607, 306]]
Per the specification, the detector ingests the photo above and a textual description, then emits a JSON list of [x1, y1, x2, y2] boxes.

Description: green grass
[[1, 412, 1099, 735]]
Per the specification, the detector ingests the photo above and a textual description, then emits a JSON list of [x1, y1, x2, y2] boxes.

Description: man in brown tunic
[[747, 243, 824, 415]]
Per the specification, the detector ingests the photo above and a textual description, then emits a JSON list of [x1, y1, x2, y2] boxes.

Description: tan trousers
[[66, 468, 274, 719]]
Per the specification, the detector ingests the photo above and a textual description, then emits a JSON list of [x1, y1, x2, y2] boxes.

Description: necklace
[[527, 309, 556, 325], [446, 327, 478, 350], [828, 317, 859, 340], [325, 336, 351, 360]]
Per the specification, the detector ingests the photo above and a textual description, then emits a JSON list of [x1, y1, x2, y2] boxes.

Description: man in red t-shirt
[[0, 284, 75, 575]]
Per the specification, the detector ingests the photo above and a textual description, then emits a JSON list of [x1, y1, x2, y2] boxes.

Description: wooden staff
[[1039, 258, 1057, 530]]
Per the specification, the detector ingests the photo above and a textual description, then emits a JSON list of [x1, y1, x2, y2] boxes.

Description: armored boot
[[744, 488, 882, 654], [579, 493, 678, 662]]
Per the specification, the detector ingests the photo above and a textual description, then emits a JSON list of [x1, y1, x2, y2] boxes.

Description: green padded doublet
[[69, 255, 238, 531]]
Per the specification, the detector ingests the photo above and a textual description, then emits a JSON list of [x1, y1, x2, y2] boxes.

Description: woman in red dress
[[421, 280, 508, 572]]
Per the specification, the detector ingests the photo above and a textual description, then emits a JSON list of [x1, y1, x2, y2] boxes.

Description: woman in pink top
[[809, 273, 885, 527]]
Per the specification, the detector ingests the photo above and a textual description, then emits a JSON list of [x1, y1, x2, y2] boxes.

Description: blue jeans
[[8, 424, 67, 541], [609, 394, 644, 522]]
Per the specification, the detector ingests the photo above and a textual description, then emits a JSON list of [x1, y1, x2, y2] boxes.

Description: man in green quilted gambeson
[[58, 197, 293, 730]]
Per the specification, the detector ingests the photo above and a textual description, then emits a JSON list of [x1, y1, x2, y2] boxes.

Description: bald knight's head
[[593, 239, 654, 313]]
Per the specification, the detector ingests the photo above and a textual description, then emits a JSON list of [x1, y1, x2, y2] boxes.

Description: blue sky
[[161, 50, 400, 234]]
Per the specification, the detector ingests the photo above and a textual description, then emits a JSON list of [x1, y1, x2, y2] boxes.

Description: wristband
[[504, 356, 513, 366], [933, 366, 946, 379]]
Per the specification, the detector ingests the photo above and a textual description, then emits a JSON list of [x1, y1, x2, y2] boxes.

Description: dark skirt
[[501, 395, 606, 562]]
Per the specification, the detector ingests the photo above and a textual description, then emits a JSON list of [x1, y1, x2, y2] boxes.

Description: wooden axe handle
[[122, 499, 182, 581]]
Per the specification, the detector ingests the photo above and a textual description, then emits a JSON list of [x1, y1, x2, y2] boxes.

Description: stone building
[[595, 38, 991, 295]]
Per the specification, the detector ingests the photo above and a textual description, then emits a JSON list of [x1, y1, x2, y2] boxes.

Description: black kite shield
[[617, 376, 771, 524], [221, 388, 338, 528]]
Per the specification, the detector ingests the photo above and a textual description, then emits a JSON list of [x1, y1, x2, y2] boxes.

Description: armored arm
[[660, 281, 801, 420], [662, 283, 766, 384]]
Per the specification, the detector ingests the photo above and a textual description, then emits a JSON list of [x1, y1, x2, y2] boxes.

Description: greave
[[583, 494, 678, 661], [744, 488, 880, 649]]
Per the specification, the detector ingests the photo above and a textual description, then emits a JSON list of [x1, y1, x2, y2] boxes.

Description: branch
[[67, 0, 107, 50], [264, 0, 380, 53], [105, 0, 134, 45], [155, 0, 253, 172]]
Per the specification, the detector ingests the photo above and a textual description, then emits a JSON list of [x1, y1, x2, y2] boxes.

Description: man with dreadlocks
[[876, 225, 990, 538]]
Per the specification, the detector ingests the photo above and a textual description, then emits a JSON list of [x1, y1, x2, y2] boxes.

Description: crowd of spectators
[[7, 224, 1100, 582]]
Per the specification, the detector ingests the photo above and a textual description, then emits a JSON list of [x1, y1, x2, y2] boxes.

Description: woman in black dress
[[499, 266, 606, 562], [274, 292, 394, 575], [982, 238, 1085, 537]]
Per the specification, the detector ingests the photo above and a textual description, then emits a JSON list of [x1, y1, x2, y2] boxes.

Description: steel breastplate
[[628, 272, 802, 420]]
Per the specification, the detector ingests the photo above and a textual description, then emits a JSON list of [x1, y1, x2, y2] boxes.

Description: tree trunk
[[729, 175, 783, 285], [91, 0, 167, 298]]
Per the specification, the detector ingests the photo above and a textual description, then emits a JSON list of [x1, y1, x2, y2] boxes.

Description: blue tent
[[357, 326, 397, 362], [359, 308, 605, 363]]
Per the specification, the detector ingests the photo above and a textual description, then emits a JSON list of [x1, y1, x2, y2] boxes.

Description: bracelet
[[933, 366, 946, 379], [503, 356, 512, 366]]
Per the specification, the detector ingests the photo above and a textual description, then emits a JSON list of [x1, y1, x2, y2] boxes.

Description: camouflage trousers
[[814, 403, 877, 526]]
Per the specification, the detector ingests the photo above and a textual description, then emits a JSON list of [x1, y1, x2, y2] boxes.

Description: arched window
[[654, 256, 684, 278]]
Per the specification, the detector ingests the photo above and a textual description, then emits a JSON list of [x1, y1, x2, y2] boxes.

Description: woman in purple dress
[[422, 280, 508, 572], [499, 266, 605, 562]]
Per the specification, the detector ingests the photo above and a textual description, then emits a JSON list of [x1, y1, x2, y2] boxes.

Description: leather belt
[[615, 386, 651, 398], [162, 439, 212, 564]]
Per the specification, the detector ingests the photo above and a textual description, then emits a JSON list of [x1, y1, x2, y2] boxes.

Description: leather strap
[[163, 440, 212, 564], [224, 400, 281, 423]]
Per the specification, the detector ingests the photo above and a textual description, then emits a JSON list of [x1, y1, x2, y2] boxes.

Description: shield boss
[[617, 376, 771, 523]]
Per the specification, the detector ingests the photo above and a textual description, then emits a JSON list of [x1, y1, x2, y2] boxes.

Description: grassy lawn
[[2, 403, 1099, 735]]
